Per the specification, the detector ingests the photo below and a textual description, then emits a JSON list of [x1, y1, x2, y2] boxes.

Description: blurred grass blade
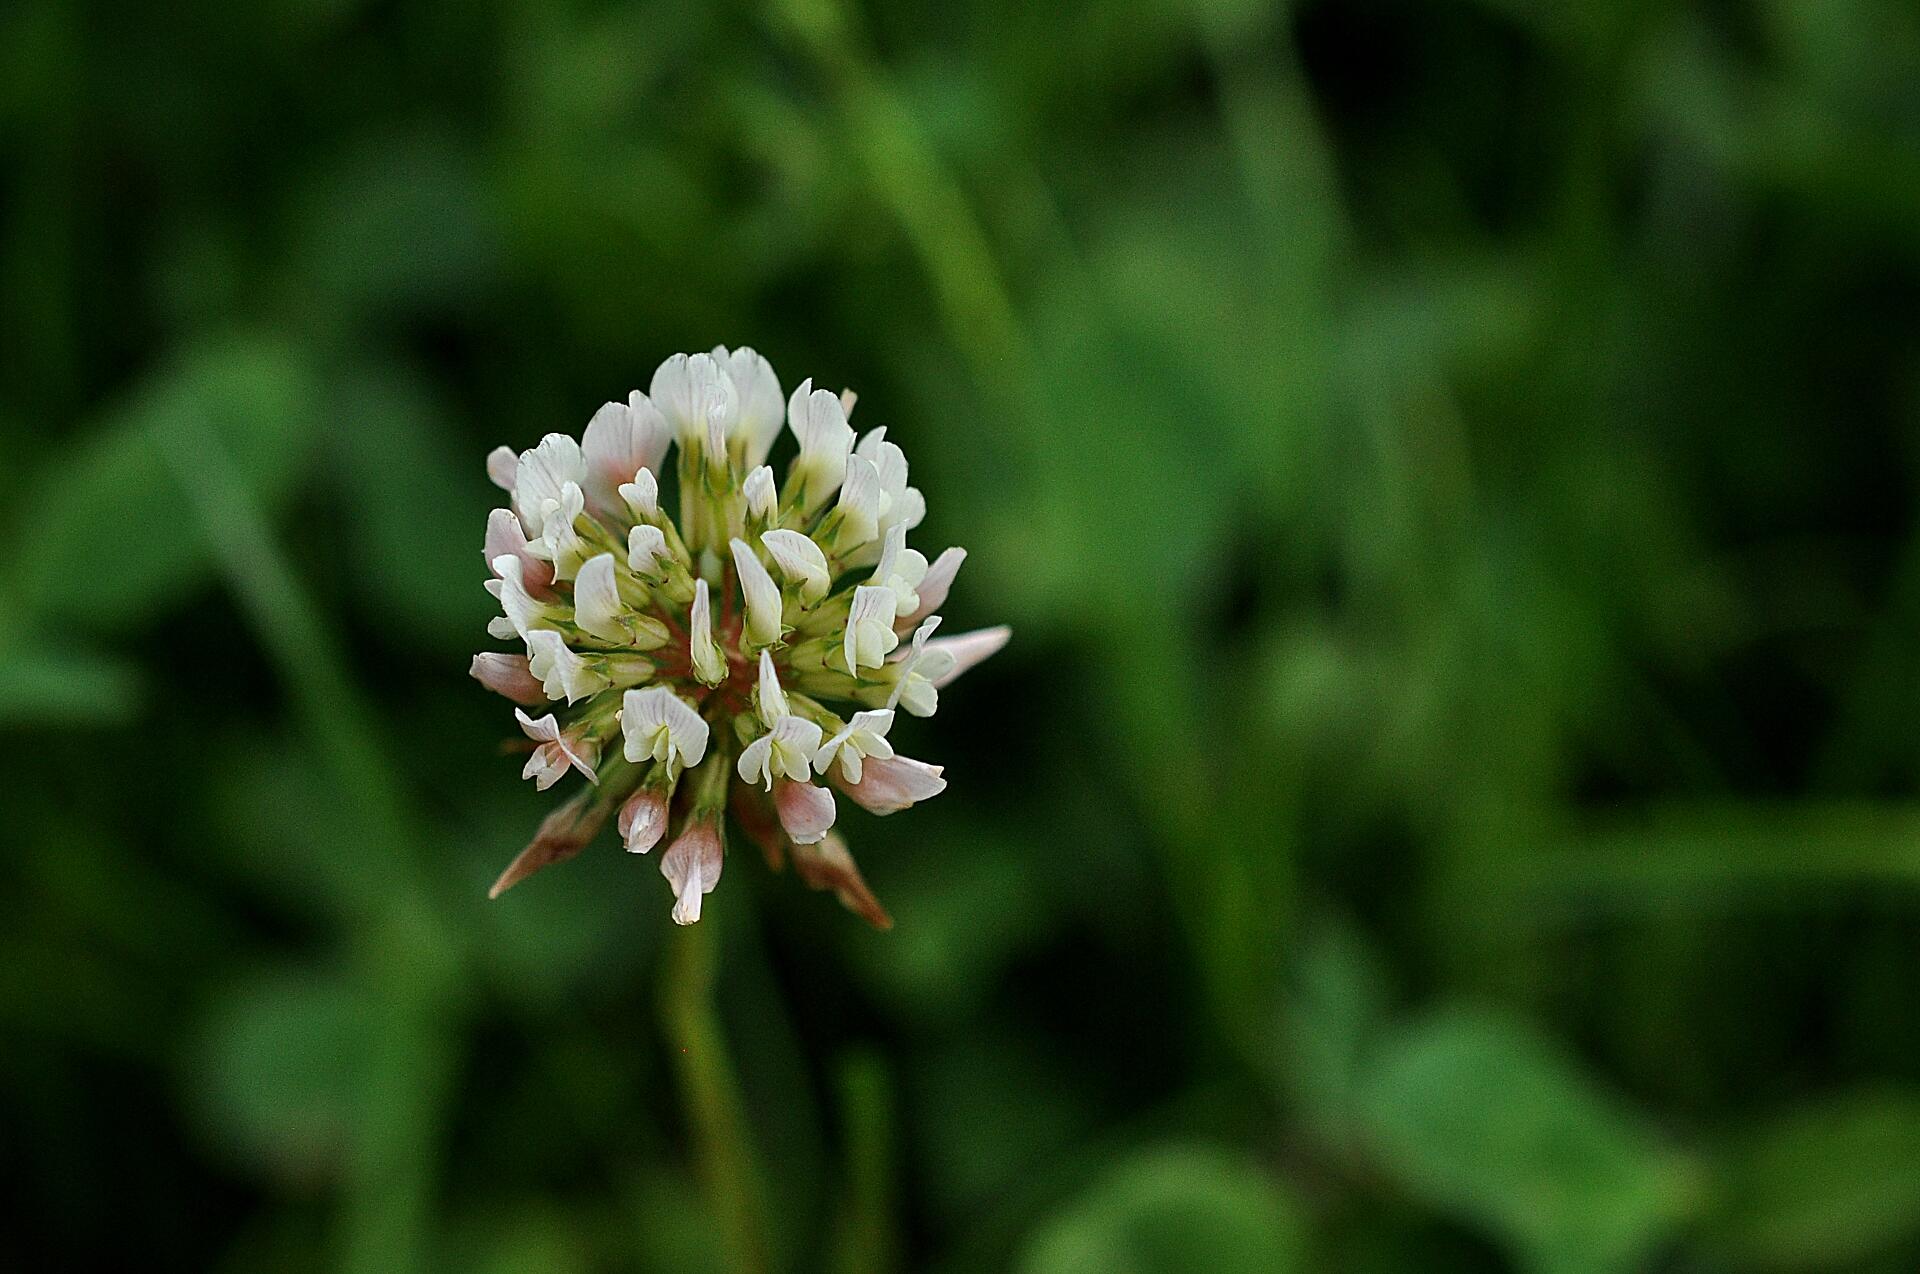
[[831, 1051, 897, 1274], [1701, 1088, 1920, 1271], [154, 389, 457, 1274], [10, 334, 318, 632], [1482, 804, 1920, 926], [0, 638, 141, 726]]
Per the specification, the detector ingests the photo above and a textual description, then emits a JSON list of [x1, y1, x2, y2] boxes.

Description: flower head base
[[476, 348, 1007, 926]]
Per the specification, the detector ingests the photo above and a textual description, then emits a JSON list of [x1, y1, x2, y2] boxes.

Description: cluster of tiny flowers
[[471, 347, 1009, 928]]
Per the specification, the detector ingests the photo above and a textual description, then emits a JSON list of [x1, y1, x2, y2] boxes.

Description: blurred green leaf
[[327, 363, 489, 650], [290, 130, 500, 320], [191, 968, 368, 1188], [1017, 1145, 1302, 1274], [0, 636, 142, 726], [1701, 1088, 1920, 1271], [1355, 1008, 1698, 1274], [1279, 917, 1394, 1146], [12, 335, 318, 631], [442, 1206, 592, 1274]]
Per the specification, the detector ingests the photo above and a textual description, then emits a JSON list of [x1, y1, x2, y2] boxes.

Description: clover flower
[[473, 347, 1009, 927]]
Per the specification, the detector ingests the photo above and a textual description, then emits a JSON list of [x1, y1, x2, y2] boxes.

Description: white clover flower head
[[475, 347, 1008, 926]]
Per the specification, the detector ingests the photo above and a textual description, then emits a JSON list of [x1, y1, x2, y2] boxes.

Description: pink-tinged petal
[[489, 790, 608, 898], [836, 754, 946, 815], [582, 394, 671, 515], [617, 787, 669, 855], [773, 779, 836, 845], [900, 547, 965, 630], [486, 508, 555, 594], [470, 653, 546, 706], [514, 708, 599, 788], [926, 625, 1010, 688], [792, 831, 892, 930], [660, 817, 724, 925], [486, 445, 519, 491]]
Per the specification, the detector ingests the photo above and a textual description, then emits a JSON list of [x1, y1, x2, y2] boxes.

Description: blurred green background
[[6, 0, 1920, 1270]]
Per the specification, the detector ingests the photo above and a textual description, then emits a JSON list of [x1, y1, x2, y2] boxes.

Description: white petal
[[529, 481, 590, 582], [834, 454, 882, 548], [736, 734, 776, 788], [513, 434, 587, 538], [737, 714, 821, 790], [814, 708, 895, 782], [762, 529, 831, 604], [491, 554, 554, 642], [756, 649, 790, 725], [845, 584, 899, 672], [525, 630, 607, 703], [871, 523, 928, 616], [651, 352, 738, 450], [514, 708, 598, 787], [621, 685, 709, 769], [786, 380, 854, 510], [742, 465, 777, 520], [730, 538, 783, 649], [902, 547, 965, 628], [619, 467, 660, 520], [787, 378, 851, 456], [514, 707, 563, 745], [714, 345, 783, 465], [857, 430, 910, 524], [573, 553, 626, 643], [886, 616, 951, 716], [690, 578, 726, 685], [629, 524, 667, 574], [772, 714, 824, 776], [890, 486, 926, 534]]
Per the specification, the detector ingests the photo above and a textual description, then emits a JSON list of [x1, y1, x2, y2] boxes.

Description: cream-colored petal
[[573, 553, 627, 644], [731, 538, 783, 649], [762, 529, 830, 604]]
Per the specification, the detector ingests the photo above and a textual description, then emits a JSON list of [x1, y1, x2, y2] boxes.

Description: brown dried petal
[[731, 783, 787, 872], [488, 790, 610, 898], [792, 832, 893, 930]]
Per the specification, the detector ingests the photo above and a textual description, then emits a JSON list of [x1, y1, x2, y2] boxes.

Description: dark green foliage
[[4, 0, 1920, 1269]]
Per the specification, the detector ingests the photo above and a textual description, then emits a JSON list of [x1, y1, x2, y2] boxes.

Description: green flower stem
[[659, 915, 772, 1274]]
